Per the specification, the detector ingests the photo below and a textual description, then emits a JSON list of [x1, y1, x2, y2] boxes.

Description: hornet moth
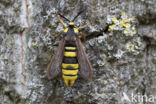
[[47, 11, 93, 87]]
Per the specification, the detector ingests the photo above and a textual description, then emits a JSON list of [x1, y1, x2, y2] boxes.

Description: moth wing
[[47, 38, 65, 79], [76, 38, 93, 80]]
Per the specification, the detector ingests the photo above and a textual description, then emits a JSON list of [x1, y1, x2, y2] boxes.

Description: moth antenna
[[57, 12, 70, 22], [72, 10, 84, 22]]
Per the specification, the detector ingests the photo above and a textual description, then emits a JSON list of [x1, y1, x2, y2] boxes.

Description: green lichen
[[7, 42, 11, 47], [32, 40, 38, 48], [108, 12, 136, 36], [126, 40, 142, 53], [126, 43, 137, 52], [107, 12, 142, 54]]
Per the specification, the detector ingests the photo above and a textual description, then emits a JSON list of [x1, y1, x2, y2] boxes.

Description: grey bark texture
[[0, 0, 156, 104]]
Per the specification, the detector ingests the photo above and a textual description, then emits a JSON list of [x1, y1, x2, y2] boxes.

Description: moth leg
[[78, 24, 88, 31], [56, 30, 64, 38], [51, 30, 64, 39], [79, 32, 86, 42], [57, 14, 66, 29]]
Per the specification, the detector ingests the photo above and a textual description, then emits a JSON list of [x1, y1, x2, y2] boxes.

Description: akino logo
[[121, 92, 155, 103]]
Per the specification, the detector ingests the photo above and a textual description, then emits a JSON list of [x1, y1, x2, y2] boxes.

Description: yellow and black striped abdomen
[[62, 41, 79, 87]]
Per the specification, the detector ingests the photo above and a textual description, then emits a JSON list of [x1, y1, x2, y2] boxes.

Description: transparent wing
[[47, 38, 65, 79], [76, 38, 93, 80]]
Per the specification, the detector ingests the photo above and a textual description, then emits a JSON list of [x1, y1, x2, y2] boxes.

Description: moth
[[47, 11, 93, 87]]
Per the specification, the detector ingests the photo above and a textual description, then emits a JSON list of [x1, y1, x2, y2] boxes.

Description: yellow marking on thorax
[[65, 47, 76, 50], [64, 28, 69, 32], [62, 69, 78, 75], [74, 28, 78, 33], [64, 52, 76, 57], [62, 63, 79, 69]]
